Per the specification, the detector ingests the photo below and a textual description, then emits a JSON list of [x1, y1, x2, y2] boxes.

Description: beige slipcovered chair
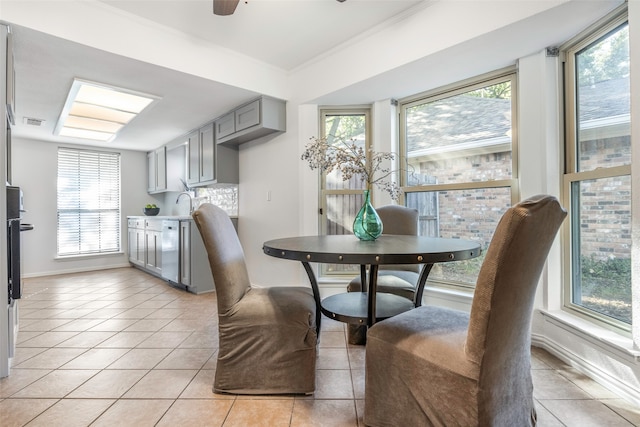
[[364, 195, 566, 426], [192, 203, 317, 395], [347, 204, 421, 300], [347, 205, 419, 344]]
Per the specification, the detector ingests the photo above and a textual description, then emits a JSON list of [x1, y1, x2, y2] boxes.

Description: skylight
[[55, 79, 159, 142]]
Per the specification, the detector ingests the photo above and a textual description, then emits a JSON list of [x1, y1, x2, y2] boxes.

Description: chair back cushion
[[465, 195, 566, 364], [377, 205, 419, 235], [377, 205, 420, 272], [192, 203, 251, 315]]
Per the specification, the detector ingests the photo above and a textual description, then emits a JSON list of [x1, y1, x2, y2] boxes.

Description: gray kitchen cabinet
[[147, 146, 167, 193], [187, 123, 215, 186], [187, 121, 238, 186], [127, 218, 145, 267], [179, 220, 215, 294], [235, 99, 261, 132], [128, 216, 233, 295], [144, 219, 163, 276], [215, 111, 235, 140], [186, 130, 200, 187], [216, 96, 286, 146], [215, 99, 259, 138], [179, 221, 190, 286], [200, 123, 215, 182]]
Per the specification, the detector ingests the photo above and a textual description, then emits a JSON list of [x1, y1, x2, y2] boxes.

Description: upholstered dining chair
[[347, 204, 421, 300], [192, 203, 318, 395], [346, 204, 419, 344], [364, 194, 567, 426]]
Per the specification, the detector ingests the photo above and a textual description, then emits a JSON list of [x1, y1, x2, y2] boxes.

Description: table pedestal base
[[348, 324, 368, 345], [321, 292, 414, 325]]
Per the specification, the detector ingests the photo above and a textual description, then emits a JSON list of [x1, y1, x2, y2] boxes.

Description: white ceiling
[[100, 0, 424, 71], [9, 0, 424, 152]]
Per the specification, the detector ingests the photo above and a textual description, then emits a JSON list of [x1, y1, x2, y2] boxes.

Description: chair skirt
[[364, 306, 536, 427], [214, 286, 317, 395]]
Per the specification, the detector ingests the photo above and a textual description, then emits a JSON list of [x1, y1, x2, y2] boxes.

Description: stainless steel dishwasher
[[161, 219, 180, 283]]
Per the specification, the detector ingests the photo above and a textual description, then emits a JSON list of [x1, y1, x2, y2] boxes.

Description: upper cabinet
[[187, 122, 238, 187], [215, 111, 235, 140], [147, 95, 280, 193], [187, 123, 214, 186], [216, 96, 286, 146], [147, 145, 188, 194], [147, 146, 166, 193]]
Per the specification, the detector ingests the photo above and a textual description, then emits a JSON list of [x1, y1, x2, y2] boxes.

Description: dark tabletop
[[263, 234, 481, 265]]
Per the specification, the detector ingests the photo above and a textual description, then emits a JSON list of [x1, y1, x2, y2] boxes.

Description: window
[[319, 108, 371, 276], [57, 147, 121, 256], [399, 70, 518, 289], [563, 13, 630, 329]]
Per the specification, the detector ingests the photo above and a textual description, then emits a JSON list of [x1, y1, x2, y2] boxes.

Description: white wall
[[12, 137, 150, 276], [0, 0, 288, 99], [518, 50, 564, 316], [237, 103, 303, 287], [4, 0, 639, 401]]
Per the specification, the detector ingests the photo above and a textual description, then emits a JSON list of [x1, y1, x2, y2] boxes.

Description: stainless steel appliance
[[6, 186, 22, 301], [5, 185, 30, 364], [161, 219, 179, 284]]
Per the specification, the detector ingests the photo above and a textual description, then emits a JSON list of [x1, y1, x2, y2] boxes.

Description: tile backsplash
[[194, 185, 238, 216]]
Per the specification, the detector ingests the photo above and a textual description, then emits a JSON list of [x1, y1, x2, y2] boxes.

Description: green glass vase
[[353, 190, 383, 240]]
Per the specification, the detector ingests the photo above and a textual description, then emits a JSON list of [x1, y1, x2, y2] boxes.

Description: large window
[[400, 70, 518, 289], [563, 13, 630, 329], [319, 108, 371, 276], [57, 147, 121, 256]]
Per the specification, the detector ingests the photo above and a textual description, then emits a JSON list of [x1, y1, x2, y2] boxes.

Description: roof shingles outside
[[405, 94, 511, 153], [404, 78, 628, 154], [578, 77, 630, 122]]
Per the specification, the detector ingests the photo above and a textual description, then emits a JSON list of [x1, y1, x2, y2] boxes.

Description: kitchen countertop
[[128, 214, 238, 220], [129, 215, 193, 220]]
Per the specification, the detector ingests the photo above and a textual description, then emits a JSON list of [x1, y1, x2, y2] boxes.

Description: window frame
[[56, 146, 122, 257], [398, 68, 520, 291], [561, 10, 631, 333], [317, 107, 372, 278]]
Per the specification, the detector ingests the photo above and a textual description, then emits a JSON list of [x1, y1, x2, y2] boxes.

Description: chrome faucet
[[176, 192, 194, 214]]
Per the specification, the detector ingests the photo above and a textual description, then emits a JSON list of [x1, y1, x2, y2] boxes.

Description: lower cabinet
[[179, 221, 191, 286], [127, 218, 145, 267], [128, 217, 162, 278], [127, 217, 215, 294], [144, 219, 163, 276], [179, 220, 215, 294]]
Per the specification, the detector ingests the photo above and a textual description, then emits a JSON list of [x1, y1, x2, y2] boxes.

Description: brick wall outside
[[577, 136, 631, 261], [410, 137, 630, 261], [411, 153, 513, 250]]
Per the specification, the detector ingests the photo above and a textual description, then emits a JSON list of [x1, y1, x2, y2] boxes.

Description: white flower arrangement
[[301, 136, 402, 201]]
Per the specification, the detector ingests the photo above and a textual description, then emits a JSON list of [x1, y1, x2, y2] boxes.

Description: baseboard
[[532, 313, 640, 406], [21, 263, 132, 278]]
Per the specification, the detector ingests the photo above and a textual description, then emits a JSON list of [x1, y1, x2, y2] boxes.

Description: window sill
[[55, 252, 125, 261], [538, 309, 640, 361]]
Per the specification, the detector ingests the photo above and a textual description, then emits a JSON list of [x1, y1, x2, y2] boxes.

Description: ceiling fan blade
[[214, 0, 240, 16]]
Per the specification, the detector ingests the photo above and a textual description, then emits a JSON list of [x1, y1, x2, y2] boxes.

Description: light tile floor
[[0, 267, 639, 426]]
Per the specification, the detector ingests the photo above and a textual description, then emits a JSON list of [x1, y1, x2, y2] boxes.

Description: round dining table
[[263, 234, 481, 329]]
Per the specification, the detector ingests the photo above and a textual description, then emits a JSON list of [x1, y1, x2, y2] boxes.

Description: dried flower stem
[[301, 136, 402, 201]]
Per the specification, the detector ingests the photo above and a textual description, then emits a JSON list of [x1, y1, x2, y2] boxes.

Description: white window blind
[[57, 147, 121, 256]]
